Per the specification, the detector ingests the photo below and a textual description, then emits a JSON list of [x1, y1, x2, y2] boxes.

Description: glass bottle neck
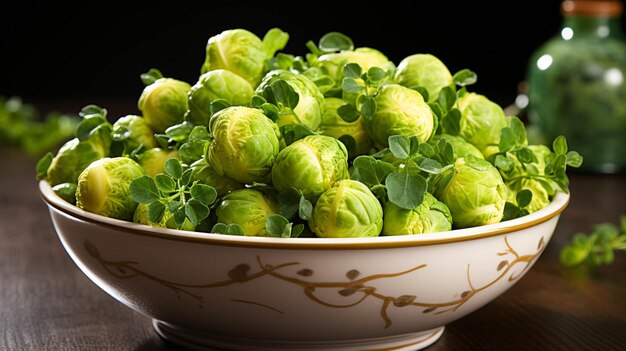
[[561, 16, 624, 39]]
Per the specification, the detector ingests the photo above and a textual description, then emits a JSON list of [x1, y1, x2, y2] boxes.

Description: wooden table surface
[[1, 146, 625, 351]]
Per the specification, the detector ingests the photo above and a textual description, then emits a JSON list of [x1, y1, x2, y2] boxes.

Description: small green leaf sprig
[[156, 121, 212, 165], [336, 63, 392, 123], [251, 79, 317, 145], [351, 135, 455, 210], [560, 216, 626, 267], [129, 158, 217, 228]]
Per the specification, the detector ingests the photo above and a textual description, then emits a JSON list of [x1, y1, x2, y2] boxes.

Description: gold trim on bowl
[[39, 180, 569, 250]]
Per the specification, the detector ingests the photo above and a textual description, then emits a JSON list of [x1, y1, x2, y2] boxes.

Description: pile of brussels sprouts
[[36, 28, 582, 238]]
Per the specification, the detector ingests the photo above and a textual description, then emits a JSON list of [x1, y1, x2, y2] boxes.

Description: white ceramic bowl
[[40, 180, 569, 351]]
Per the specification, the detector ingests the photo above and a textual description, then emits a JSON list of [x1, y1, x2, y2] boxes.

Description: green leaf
[[299, 196, 313, 220], [190, 183, 217, 205], [494, 154, 514, 172], [566, 151, 583, 168], [508, 116, 527, 146], [168, 200, 181, 214], [260, 103, 280, 120], [262, 28, 289, 58], [418, 143, 435, 158], [130, 175, 161, 204], [342, 77, 364, 94], [140, 68, 163, 86], [280, 124, 316, 146], [188, 126, 211, 143], [226, 223, 245, 235], [366, 67, 386, 82], [251, 95, 267, 108], [359, 95, 376, 120], [277, 187, 302, 219], [76, 116, 106, 141], [386, 168, 426, 210], [427, 102, 443, 119], [410, 86, 429, 102], [311, 75, 335, 93], [269, 80, 299, 109], [51, 183, 77, 205], [211, 223, 227, 234], [560, 245, 589, 267], [441, 108, 461, 136], [36, 152, 54, 180], [266, 214, 289, 236], [553, 135, 568, 155], [155, 174, 176, 193], [164, 158, 183, 179], [181, 168, 193, 186], [178, 141, 207, 165], [165, 121, 194, 142], [415, 157, 443, 174], [388, 135, 411, 159], [173, 206, 186, 225], [79, 105, 107, 118], [318, 32, 354, 52], [502, 202, 524, 221], [210, 99, 231, 115], [185, 199, 209, 225], [292, 224, 305, 238], [499, 128, 515, 152], [147, 201, 166, 223], [338, 135, 357, 156], [337, 103, 360, 123], [452, 69, 477, 86], [516, 189, 533, 208], [464, 154, 490, 171], [516, 147, 536, 164], [352, 156, 395, 188], [437, 86, 457, 111], [343, 63, 362, 79]]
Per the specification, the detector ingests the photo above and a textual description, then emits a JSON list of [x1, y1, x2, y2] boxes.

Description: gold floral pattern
[[84, 235, 545, 328]]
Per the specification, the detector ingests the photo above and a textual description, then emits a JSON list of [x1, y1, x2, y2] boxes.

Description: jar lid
[[562, 0, 623, 17]]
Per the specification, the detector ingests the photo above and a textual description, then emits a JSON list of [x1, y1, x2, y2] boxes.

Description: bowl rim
[[40, 180, 569, 250]]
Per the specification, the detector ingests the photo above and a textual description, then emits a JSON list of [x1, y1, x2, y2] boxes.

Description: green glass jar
[[527, 0, 626, 173]]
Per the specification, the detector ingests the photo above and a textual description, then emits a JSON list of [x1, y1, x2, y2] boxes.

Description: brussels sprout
[[47, 132, 111, 186], [430, 155, 507, 228], [456, 93, 508, 159], [201, 29, 267, 86], [272, 135, 349, 202], [394, 54, 453, 101], [309, 179, 383, 238], [429, 134, 484, 160], [318, 97, 373, 158], [364, 84, 435, 148], [186, 70, 254, 126], [190, 158, 243, 196], [382, 192, 452, 235], [138, 78, 191, 133], [215, 189, 277, 236], [51, 182, 77, 205], [134, 203, 195, 231], [207, 106, 281, 184], [256, 70, 324, 130], [75, 157, 145, 220], [137, 148, 179, 177], [112, 115, 156, 150], [317, 48, 393, 95]]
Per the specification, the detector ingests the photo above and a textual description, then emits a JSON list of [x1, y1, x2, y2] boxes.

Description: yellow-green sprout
[[365, 84, 435, 148], [430, 155, 508, 228], [382, 192, 452, 235], [186, 69, 254, 126], [137, 148, 179, 177], [76, 157, 145, 220], [271, 135, 349, 202], [207, 106, 281, 184], [138, 78, 191, 133], [456, 93, 508, 159], [215, 189, 277, 236], [309, 179, 383, 238], [201, 29, 267, 86], [394, 54, 453, 101], [112, 115, 156, 150]]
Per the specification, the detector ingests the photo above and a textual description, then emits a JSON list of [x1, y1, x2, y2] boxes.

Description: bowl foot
[[153, 320, 444, 351]]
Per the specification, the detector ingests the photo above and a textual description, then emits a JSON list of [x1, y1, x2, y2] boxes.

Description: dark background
[[1, 1, 623, 113]]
